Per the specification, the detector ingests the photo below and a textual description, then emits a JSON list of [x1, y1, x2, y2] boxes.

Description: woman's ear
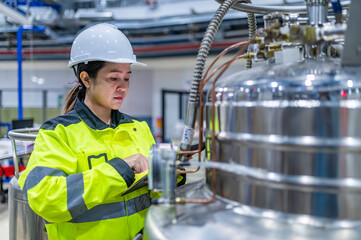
[[79, 71, 91, 88]]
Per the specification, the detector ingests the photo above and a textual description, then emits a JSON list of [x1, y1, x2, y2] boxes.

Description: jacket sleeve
[[18, 128, 135, 223], [177, 171, 186, 187]]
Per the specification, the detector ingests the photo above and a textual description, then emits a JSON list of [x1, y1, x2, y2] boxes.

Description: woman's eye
[[124, 78, 130, 82], [111, 78, 118, 81]]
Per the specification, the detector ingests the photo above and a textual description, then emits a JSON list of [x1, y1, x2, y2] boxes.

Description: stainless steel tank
[[8, 128, 47, 240], [9, 177, 47, 240], [145, 0, 361, 238], [204, 59, 361, 222], [144, 59, 361, 240]]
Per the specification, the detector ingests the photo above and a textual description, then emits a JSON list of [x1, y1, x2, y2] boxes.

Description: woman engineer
[[18, 23, 185, 240]]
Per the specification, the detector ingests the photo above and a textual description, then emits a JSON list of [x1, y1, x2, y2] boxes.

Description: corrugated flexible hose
[[246, 11, 257, 69], [180, 0, 240, 155]]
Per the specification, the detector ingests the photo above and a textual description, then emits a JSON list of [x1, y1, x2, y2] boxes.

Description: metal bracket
[[342, 0, 361, 66]]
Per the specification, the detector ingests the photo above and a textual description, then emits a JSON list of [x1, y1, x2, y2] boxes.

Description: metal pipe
[[8, 128, 38, 142], [215, 0, 350, 14], [11, 139, 20, 179], [180, 0, 240, 159], [16, 25, 45, 120], [0, 2, 32, 25], [17, 26, 24, 120], [25, 0, 31, 18], [161, 90, 165, 142], [318, 23, 346, 41], [306, 0, 329, 26], [42, 90, 47, 123], [8, 127, 38, 178]]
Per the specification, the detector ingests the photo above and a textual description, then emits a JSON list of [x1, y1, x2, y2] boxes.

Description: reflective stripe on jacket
[[18, 100, 158, 240]]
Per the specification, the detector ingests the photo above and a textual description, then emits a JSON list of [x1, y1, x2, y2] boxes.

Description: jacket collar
[[74, 99, 134, 130]]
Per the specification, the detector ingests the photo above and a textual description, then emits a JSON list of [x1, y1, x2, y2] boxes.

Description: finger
[[139, 160, 147, 172], [131, 163, 138, 173], [143, 158, 149, 171], [136, 162, 143, 173], [134, 163, 139, 173], [142, 163, 148, 172]]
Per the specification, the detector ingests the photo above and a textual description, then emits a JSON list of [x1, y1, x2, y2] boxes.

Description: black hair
[[63, 61, 106, 114]]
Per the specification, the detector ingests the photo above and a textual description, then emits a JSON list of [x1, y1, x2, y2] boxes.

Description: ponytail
[[63, 83, 85, 114], [63, 61, 106, 114]]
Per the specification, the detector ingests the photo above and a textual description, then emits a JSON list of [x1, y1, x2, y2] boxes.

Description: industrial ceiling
[[0, 0, 301, 60]]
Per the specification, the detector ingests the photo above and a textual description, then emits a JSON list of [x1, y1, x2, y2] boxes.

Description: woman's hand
[[123, 153, 148, 173]]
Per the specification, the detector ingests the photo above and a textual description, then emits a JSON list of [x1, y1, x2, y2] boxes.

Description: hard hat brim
[[68, 58, 147, 68]]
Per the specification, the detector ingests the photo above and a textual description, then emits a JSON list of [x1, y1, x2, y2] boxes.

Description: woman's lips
[[114, 97, 123, 101]]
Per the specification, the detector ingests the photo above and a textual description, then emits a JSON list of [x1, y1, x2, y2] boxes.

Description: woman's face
[[85, 62, 131, 111]]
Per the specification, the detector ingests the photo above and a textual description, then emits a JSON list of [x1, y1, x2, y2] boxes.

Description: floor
[[0, 202, 9, 239]]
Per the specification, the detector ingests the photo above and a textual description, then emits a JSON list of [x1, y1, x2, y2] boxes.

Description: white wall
[[121, 68, 153, 117], [143, 56, 246, 134], [0, 60, 153, 111], [0, 56, 246, 134], [0, 61, 76, 108]]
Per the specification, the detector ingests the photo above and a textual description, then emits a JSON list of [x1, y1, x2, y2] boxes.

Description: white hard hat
[[68, 23, 146, 68]]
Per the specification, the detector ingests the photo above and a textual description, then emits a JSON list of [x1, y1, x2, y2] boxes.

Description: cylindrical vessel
[[9, 177, 47, 240], [204, 59, 361, 223], [145, 59, 361, 240], [8, 128, 46, 240]]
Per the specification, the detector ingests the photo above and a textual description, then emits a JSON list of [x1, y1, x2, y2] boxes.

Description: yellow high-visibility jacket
[[18, 100, 183, 240]]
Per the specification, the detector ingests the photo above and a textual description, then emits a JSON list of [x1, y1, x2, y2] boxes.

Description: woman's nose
[[116, 85, 124, 92], [116, 81, 127, 91]]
